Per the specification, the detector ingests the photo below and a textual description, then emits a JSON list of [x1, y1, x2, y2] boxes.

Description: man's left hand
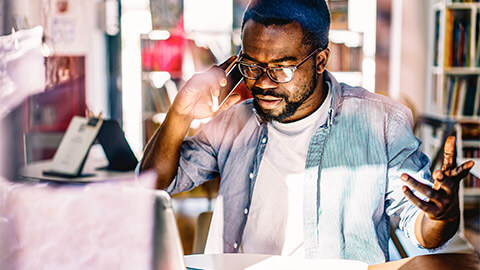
[[400, 136, 475, 221]]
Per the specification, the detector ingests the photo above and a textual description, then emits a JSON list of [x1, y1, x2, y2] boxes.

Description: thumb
[[216, 93, 241, 113]]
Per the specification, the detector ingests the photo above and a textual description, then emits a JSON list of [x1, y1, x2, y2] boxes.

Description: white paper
[[48, 116, 103, 176]]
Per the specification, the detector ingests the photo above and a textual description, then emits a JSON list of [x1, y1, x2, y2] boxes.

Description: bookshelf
[[327, 0, 376, 90], [328, 30, 364, 86], [426, 0, 480, 198]]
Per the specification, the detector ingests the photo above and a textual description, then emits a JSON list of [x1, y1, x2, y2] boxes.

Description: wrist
[[168, 104, 194, 123], [430, 204, 461, 223]]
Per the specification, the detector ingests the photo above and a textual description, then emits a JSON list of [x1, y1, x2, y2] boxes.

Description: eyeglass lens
[[238, 64, 295, 83]]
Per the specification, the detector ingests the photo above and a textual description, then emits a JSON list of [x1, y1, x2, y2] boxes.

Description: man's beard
[[251, 74, 318, 122]]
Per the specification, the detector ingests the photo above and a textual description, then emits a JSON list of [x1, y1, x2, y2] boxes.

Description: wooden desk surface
[[369, 253, 480, 270]]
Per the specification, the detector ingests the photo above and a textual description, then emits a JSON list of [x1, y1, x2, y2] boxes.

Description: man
[[140, 0, 474, 264]]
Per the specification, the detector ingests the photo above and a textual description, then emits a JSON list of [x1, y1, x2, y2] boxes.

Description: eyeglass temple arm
[[295, 47, 322, 68]]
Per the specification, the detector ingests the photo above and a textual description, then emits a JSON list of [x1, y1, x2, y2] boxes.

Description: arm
[[140, 109, 194, 189], [402, 136, 474, 248], [140, 56, 241, 189]]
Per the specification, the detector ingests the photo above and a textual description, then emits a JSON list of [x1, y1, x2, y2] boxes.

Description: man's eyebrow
[[241, 53, 298, 64]]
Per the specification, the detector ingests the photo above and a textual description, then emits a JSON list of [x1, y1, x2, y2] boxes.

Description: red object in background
[[141, 34, 185, 77], [27, 76, 86, 133], [28, 56, 86, 133]]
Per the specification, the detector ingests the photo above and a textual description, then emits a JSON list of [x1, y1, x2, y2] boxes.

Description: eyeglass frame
[[235, 47, 322, 83]]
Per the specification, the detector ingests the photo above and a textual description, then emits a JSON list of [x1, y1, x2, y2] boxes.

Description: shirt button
[[244, 208, 248, 214], [234, 242, 238, 249], [249, 173, 254, 179], [261, 138, 267, 143]]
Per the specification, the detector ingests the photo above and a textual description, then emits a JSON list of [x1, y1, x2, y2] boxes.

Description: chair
[[192, 211, 213, 254]]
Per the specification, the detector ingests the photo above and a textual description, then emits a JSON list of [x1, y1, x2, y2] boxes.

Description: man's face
[[241, 20, 323, 122]]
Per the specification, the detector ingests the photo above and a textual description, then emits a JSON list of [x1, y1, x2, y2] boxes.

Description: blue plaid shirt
[[165, 71, 431, 264]]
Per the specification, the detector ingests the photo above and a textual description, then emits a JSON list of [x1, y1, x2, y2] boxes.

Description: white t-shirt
[[204, 84, 332, 256], [240, 86, 332, 257]]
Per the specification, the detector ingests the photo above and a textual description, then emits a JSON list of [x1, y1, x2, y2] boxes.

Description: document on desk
[[46, 116, 103, 177]]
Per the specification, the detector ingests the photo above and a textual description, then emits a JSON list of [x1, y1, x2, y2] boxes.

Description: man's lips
[[255, 95, 282, 109]]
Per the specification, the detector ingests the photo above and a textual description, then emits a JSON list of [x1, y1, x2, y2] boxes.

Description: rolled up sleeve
[[166, 122, 220, 194], [385, 108, 432, 248]]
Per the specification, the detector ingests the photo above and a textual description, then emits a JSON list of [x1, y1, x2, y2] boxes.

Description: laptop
[[152, 187, 186, 270]]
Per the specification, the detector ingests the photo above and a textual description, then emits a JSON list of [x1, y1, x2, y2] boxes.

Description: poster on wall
[[42, 0, 89, 54], [28, 55, 86, 133]]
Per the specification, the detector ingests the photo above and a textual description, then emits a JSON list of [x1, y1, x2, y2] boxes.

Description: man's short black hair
[[241, 0, 331, 50]]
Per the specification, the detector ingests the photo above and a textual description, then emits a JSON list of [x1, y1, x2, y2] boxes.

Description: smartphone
[[213, 61, 244, 112]]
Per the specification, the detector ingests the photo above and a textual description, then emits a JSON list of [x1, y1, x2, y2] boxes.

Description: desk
[[184, 253, 480, 270], [19, 159, 135, 182], [369, 253, 480, 270]]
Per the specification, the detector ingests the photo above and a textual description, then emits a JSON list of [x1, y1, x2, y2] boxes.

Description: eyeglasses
[[236, 48, 321, 83]]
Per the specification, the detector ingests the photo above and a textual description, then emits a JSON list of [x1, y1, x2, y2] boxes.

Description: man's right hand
[[140, 55, 242, 188], [171, 55, 242, 120]]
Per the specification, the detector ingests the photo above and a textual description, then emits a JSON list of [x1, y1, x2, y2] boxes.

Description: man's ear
[[315, 48, 330, 74]]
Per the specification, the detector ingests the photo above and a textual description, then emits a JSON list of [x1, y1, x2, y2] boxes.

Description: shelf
[[432, 67, 480, 75], [447, 3, 480, 9], [330, 71, 363, 86], [464, 188, 480, 197], [455, 117, 480, 123], [463, 141, 480, 147], [444, 67, 480, 75], [329, 30, 363, 47], [422, 113, 480, 123], [433, 2, 444, 11]]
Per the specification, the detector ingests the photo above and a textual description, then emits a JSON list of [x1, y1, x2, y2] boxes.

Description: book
[[444, 9, 453, 67], [456, 22, 465, 67], [473, 76, 480, 116], [445, 76, 456, 115], [462, 79, 477, 116], [455, 78, 467, 116], [452, 78, 464, 116], [464, 22, 470, 66], [434, 11, 441, 66], [477, 12, 480, 66]]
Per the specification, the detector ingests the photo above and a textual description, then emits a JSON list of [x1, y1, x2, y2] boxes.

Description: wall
[[398, 0, 430, 116], [11, 0, 109, 117]]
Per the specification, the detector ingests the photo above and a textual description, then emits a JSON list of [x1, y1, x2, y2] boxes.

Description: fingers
[[173, 55, 239, 119], [401, 174, 442, 204], [446, 160, 474, 178], [441, 136, 456, 171], [192, 54, 239, 97], [217, 93, 241, 112], [187, 67, 227, 97], [402, 185, 438, 214], [206, 67, 228, 97], [218, 55, 238, 71], [433, 160, 474, 191]]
